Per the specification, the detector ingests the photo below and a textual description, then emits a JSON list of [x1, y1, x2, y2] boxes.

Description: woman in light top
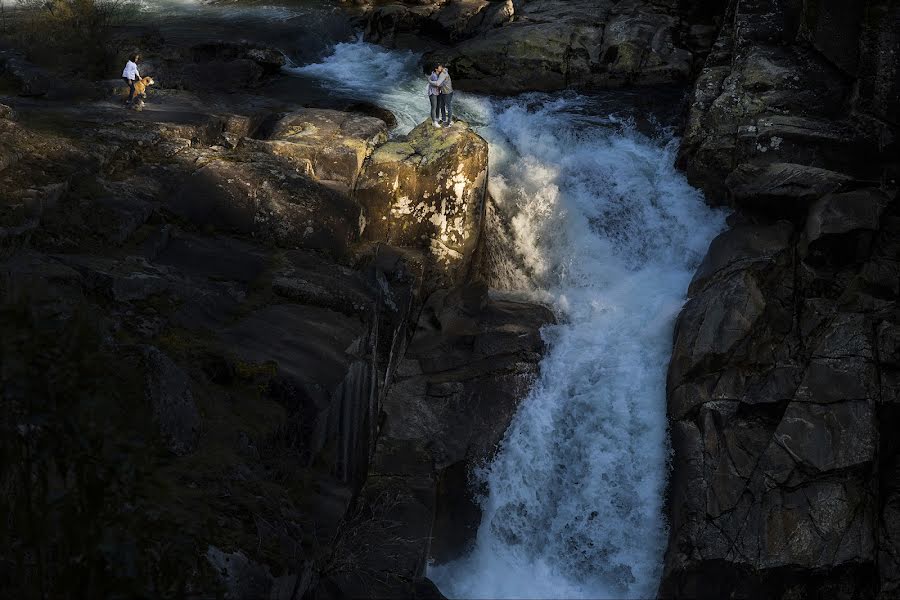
[[122, 53, 141, 106], [427, 66, 442, 127]]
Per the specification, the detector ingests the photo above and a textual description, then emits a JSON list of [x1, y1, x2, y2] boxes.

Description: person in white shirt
[[122, 53, 141, 105]]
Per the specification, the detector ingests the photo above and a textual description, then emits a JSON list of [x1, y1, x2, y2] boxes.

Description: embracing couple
[[427, 64, 453, 127]]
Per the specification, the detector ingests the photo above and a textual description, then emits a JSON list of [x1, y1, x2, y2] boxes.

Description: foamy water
[[290, 40, 438, 133], [293, 37, 725, 599]]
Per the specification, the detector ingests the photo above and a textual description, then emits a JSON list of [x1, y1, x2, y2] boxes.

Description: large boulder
[[254, 108, 388, 191], [688, 221, 793, 293], [141, 41, 286, 92], [595, 0, 693, 85], [0, 50, 57, 97], [725, 162, 853, 215], [171, 151, 362, 257], [429, 21, 591, 93], [354, 121, 488, 290], [366, 0, 717, 95], [802, 188, 891, 263], [428, 2, 693, 94], [189, 42, 286, 73]]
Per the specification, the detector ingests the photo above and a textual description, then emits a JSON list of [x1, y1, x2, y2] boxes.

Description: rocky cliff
[[0, 32, 550, 598], [662, 0, 900, 597], [356, 0, 724, 94]]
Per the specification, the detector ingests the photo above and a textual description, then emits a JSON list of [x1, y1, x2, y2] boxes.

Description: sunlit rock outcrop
[[251, 108, 389, 191], [354, 120, 489, 290]]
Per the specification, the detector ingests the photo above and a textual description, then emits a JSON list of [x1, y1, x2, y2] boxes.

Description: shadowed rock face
[[662, 0, 900, 597], [360, 0, 723, 94], [676, 0, 898, 209], [354, 120, 489, 292], [172, 151, 364, 258], [0, 86, 421, 597], [663, 203, 899, 599], [0, 32, 541, 597], [318, 282, 554, 598]]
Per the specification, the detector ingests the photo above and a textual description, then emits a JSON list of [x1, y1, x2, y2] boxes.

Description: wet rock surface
[[662, 0, 900, 598]]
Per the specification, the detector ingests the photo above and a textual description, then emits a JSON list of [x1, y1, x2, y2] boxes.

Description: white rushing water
[[293, 39, 725, 599]]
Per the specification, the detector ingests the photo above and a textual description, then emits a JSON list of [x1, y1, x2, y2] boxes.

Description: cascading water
[[292, 38, 725, 599], [428, 98, 725, 599]]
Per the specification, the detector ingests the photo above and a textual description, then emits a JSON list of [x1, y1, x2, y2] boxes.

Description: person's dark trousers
[[429, 94, 440, 122], [123, 77, 136, 104], [439, 92, 454, 123]]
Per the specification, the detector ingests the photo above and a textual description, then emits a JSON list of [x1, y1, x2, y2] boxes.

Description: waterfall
[[293, 38, 725, 599]]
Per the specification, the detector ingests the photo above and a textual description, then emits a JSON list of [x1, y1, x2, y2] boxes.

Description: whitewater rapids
[[293, 39, 725, 599]]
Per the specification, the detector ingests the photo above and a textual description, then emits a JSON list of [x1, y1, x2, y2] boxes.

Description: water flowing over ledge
[[295, 37, 726, 599]]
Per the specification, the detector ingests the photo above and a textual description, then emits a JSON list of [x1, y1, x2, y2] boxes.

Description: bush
[[12, 0, 134, 78], [0, 300, 164, 598], [0, 1, 11, 34]]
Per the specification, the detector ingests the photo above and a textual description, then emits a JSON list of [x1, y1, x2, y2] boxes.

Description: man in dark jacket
[[435, 65, 454, 126]]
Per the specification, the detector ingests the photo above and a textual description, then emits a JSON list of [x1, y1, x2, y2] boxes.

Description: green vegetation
[[0, 294, 325, 597], [0, 300, 173, 598], [7, 0, 139, 78]]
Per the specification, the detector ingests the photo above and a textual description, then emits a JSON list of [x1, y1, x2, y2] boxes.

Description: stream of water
[[291, 39, 725, 599]]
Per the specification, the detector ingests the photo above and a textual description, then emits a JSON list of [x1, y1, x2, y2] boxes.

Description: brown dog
[[131, 76, 155, 100]]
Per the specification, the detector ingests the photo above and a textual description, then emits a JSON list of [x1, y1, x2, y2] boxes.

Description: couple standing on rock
[[427, 64, 453, 127]]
